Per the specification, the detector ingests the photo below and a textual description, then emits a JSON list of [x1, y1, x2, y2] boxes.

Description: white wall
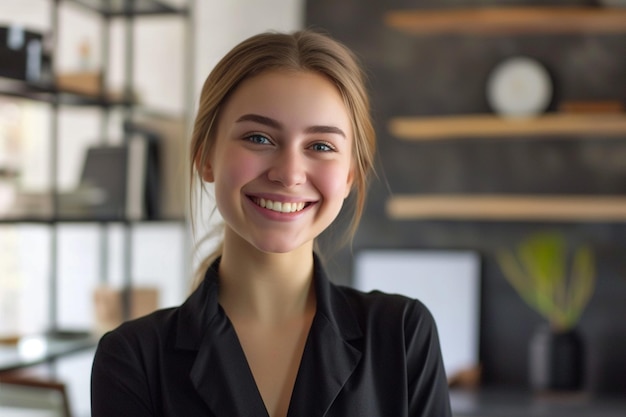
[[194, 0, 304, 95]]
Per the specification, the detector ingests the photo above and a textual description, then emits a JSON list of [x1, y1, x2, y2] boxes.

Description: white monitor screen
[[353, 249, 481, 379]]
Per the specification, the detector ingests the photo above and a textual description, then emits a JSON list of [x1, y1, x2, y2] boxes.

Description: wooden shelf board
[[387, 195, 626, 221], [385, 7, 626, 35], [0, 77, 135, 107], [389, 114, 626, 140]]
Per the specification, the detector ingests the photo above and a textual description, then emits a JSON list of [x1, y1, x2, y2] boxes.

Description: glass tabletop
[[0, 331, 98, 373]]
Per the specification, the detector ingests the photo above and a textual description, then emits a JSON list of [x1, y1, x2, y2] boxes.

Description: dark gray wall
[[308, 0, 626, 394]]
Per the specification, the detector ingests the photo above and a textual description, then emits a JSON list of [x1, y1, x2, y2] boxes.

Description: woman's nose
[[267, 149, 306, 187]]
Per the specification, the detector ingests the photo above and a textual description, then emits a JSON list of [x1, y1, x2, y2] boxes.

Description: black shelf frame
[[65, 0, 189, 17]]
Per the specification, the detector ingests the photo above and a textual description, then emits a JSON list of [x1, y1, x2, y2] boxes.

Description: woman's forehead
[[219, 70, 352, 133]]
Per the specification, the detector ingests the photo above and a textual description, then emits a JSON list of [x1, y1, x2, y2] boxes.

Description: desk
[[0, 332, 97, 373], [451, 388, 626, 417]]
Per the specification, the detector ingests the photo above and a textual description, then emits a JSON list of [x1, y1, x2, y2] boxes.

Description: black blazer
[[91, 256, 452, 417]]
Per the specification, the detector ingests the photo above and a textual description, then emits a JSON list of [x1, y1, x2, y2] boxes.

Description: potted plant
[[497, 231, 596, 392]]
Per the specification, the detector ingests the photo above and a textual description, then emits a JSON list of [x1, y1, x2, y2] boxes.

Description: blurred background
[[1, 0, 625, 416]]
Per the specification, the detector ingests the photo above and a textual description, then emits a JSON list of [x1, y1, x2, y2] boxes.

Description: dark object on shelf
[[529, 325, 585, 392], [61, 135, 162, 220], [124, 122, 162, 220], [0, 26, 48, 83], [76, 145, 129, 220], [131, 113, 187, 220]]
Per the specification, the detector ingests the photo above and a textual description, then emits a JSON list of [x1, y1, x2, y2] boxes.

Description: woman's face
[[202, 70, 354, 255]]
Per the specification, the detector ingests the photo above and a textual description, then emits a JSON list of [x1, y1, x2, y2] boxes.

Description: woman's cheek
[[221, 150, 265, 186], [318, 164, 353, 201]]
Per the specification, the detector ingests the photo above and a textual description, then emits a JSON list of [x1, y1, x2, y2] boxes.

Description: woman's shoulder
[[96, 306, 180, 354], [330, 284, 444, 367], [333, 283, 437, 331]]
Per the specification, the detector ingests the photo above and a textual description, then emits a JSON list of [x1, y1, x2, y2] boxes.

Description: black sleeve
[[405, 300, 453, 417], [91, 330, 154, 417]]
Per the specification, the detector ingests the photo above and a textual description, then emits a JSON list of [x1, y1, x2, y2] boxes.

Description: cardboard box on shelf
[[55, 71, 133, 101], [55, 71, 102, 96], [93, 286, 159, 333]]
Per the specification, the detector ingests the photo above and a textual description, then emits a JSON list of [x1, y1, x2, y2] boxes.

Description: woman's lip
[[247, 196, 312, 213], [246, 193, 315, 204], [245, 195, 315, 218]]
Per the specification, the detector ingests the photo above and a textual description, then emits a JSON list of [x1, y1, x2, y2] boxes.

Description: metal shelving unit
[[0, 0, 193, 369]]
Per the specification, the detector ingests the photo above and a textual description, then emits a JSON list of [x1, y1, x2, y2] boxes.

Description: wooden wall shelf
[[389, 114, 626, 141], [385, 7, 626, 36], [386, 195, 626, 221], [383, 7, 626, 222]]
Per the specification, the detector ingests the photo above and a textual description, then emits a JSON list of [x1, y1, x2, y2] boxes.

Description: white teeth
[[255, 198, 306, 213]]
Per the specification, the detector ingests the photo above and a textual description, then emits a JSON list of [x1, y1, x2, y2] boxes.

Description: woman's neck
[[217, 232, 316, 325]]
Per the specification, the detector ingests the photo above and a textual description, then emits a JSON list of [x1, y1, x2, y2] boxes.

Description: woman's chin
[[250, 238, 312, 256]]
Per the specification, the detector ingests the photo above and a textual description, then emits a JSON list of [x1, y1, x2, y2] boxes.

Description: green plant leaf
[[497, 232, 596, 331]]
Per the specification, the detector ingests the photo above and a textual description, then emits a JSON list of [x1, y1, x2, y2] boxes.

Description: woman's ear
[[195, 153, 215, 183], [344, 166, 355, 199]]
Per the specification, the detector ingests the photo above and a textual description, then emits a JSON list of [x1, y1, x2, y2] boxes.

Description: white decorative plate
[[486, 56, 553, 118]]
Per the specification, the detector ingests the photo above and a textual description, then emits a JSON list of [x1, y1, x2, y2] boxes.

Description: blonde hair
[[190, 30, 376, 285]]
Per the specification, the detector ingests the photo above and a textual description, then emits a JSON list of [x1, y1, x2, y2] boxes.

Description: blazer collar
[[176, 254, 363, 417], [174, 258, 220, 351], [287, 254, 363, 416]]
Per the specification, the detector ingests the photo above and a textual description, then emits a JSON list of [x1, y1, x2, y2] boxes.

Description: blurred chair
[[0, 374, 71, 417]]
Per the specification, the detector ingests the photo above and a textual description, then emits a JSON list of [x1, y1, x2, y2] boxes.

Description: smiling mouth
[[251, 197, 309, 213]]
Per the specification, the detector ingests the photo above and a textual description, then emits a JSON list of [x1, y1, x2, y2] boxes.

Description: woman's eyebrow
[[236, 113, 282, 129], [236, 113, 346, 138], [305, 125, 346, 138]]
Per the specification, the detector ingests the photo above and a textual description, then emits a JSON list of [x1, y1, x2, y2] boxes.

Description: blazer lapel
[[287, 255, 363, 417], [189, 310, 269, 417], [175, 259, 269, 417]]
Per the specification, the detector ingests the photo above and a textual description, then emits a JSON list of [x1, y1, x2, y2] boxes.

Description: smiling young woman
[[91, 30, 452, 417], [206, 70, 354, 258]]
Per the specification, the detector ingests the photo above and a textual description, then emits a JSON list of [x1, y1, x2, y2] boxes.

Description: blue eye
[[311, 142, 334, 152], [246, 134, 271, 145]]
